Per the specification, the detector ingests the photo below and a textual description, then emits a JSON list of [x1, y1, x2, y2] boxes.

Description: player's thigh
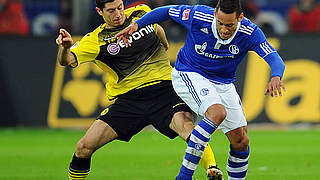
[[150, 82, 192, 140], [170, 111, 194, 140], [171, 68, 222, 116], [80, 120, 118, 150], [97, 96, 149, 142]]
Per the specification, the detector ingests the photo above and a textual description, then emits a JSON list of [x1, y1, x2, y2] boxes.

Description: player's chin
[[221, 34, 231, 39], [114, 19, 124, 26]]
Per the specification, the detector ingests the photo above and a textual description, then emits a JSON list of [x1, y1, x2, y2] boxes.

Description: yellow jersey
[[70, 5, 172, 100]]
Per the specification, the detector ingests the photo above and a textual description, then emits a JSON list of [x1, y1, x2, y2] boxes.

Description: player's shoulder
[[194, 4, 215, 13], [191, 5, 215, 23], [125, 4, 151, 17], [192, 5, 215, 16], [78, 25, 104, 43], [238, 17, 259, 36]]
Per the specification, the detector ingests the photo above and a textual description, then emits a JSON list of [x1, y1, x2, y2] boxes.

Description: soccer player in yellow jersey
[[56, 0, 222, 179]]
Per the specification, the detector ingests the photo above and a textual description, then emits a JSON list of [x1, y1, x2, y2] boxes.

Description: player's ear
[[237, 12, 244, 22], [96, 7, 103, 16]]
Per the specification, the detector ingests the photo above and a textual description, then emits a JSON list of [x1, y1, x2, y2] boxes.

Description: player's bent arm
[[155, 24, 169, 51], [57, 46, 76, 66]]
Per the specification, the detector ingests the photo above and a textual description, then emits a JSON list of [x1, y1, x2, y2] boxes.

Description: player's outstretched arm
[[56, 28, 76, 66], [264, 76, 286, 97]]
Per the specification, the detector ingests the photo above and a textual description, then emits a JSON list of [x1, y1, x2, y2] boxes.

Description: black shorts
[[97, 80, 191, 142]]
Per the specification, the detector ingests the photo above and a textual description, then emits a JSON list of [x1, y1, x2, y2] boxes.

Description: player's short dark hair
[[95, 0, 119, 10], [216, 0, 242, 18]]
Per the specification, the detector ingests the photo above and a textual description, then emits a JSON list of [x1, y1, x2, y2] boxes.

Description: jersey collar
[[211, 17, 241, 45]]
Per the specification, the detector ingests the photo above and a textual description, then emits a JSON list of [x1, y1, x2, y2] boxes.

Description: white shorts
[[171, 68, 247, 134]]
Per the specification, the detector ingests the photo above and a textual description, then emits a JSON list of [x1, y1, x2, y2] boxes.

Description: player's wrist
[[133, 21, 139, 29]]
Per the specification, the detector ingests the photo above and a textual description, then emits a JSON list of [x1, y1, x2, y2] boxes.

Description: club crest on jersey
[[107, 43, 120, 55], [182, 9, 191, 20], [229, 45, 240, 55], [200, 88, 209, 96]]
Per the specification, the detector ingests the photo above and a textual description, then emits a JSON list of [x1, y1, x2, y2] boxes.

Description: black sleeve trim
[[70, 51, 79, 68]]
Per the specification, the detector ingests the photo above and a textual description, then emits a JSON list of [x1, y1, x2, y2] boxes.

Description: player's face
[[96, 0, 125, 28], [215, 9, 243, 40]]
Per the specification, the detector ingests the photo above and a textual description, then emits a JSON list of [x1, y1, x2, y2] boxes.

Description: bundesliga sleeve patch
[[182, 9, 191, 20]]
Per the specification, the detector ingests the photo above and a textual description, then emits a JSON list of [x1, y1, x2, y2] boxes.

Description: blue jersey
[[136, 5, 285, 84]]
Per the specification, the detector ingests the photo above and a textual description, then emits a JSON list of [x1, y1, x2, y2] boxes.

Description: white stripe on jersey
[[238, 30, 252, 35], [194, 11, 214, 22], [194, 11, 214, 18], [169, 8, 180, 17], [239, 25, 254, 35], [169, 8, 180, 12], [260, 42, 276, 57], [246, 25, 254, 31], [193, 16, 213, 22], [240, 25, 254, 32]]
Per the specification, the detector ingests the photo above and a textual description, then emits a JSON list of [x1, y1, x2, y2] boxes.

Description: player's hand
[[56, 28, 73, 49], [115, 22, 139, 47], [264, 76, 286, 97]]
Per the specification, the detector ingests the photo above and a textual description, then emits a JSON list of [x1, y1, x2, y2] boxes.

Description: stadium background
[[0, 0, 319, 179]]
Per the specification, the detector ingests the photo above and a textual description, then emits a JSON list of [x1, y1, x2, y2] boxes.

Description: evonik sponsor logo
[[118, 24, 155, 48]]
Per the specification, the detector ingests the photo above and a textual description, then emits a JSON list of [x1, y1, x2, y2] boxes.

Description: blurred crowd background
[[1, 0, 320, 38]]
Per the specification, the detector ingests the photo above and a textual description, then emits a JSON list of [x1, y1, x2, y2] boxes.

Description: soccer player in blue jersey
[[116, 0, 286, 179], [56, 0, 223, 179]]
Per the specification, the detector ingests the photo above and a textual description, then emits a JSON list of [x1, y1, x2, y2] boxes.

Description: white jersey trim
[[169, 8, 180, 17], [260, 42, 276, 58], [194, 11, 214, 22], [239, 25, 254, 35]]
